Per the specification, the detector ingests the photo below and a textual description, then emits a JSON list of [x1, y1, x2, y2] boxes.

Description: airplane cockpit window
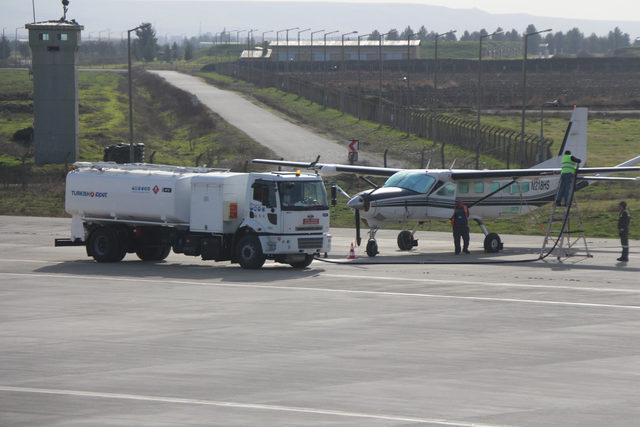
[[435, 182, 456, 197], [383, 171, 436, 194]]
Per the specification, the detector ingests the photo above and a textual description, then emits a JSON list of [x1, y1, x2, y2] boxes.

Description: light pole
[[285, 26, 299, 74], [378, 32, 391, 122], [520, 28, 552, 165], [540, 99, 559, 141], [405, 33, 417, 107], [433, 30, 456, 90], [236, 29, 246, 45], [261, 31, 273, 86], [323, 30, 339, 108], [297, 28, 310, 63], [309, 30, 324, 62], [247, 29, 258, 81], [127, 23, 151, 163], [1, 28, 5, 65], [262, 30, 273, 46], [15, 27, 21, 66], [357, 33, 371, 120], [341, 31, 357, 74], [247, 28, 257, 50], [276, 29, 286, 71], [475, 29, 503, 168]]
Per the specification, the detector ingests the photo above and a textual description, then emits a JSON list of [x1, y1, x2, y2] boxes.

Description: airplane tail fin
[[532, 107, 588, 169]]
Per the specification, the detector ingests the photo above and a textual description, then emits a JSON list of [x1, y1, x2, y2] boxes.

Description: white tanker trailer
[[55, 162, 331, 269]]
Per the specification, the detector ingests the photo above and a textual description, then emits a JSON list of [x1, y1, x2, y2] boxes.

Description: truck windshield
[[278, 181, 329, 211], [383, 171, 436, 194]]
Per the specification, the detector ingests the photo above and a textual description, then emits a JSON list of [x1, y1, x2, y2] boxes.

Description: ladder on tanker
[[540, 181, 592, 261]]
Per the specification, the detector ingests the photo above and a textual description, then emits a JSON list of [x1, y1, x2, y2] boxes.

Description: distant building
[[26, 19, 83, 165], [240, 49, 272, 60], [266, 40, 421, 62]]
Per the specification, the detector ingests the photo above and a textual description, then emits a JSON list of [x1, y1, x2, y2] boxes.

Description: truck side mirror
[[330, 185, 337, 207]]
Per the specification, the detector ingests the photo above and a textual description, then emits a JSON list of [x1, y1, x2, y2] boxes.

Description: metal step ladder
[[540, 181, 592, 261]]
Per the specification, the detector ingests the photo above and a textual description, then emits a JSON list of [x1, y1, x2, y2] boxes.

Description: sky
[[135, 0, 640, 22]]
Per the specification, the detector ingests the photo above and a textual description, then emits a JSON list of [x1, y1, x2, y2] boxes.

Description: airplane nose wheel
[[366, 239, 379, 257]]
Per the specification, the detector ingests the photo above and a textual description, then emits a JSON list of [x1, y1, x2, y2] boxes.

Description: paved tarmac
[[149, 70, 395, 166], [1, 215, 639, 426]]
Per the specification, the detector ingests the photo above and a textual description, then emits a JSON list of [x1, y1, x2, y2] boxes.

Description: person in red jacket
[[451, 200, 470, 255]]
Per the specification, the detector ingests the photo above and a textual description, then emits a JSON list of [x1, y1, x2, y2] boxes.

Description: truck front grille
[[298, 237, 324, 249]]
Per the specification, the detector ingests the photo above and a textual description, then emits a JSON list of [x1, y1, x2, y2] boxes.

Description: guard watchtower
[[26, 3, 83, 165]]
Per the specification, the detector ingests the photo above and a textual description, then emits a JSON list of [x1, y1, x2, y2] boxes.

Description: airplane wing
[[581, 176, 638, 181], [251, 159, 401, 177], [450, 166, 640, 180]]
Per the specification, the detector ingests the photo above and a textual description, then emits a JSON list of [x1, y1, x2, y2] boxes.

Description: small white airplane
[[253, 108, 640, 257]]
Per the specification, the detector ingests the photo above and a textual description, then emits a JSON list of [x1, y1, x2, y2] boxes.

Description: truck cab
[[239, 172, 331, 268]]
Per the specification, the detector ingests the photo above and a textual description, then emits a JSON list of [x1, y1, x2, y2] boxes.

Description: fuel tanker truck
[[55, 162, 331, 269]]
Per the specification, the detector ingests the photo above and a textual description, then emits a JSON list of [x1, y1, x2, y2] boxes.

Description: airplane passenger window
[[474, 182, 485, 193], [511, 182, 530, 193], [457, 182, 469, 194]]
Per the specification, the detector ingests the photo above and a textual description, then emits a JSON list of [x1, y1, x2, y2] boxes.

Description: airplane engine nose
[[347, 195, 364, 209]]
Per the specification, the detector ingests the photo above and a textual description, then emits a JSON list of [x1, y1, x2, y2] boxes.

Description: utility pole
[[475, 29, 503, 169], [127, 23, 151, 163], [520, 28, 552, 165], [434, 30, 456, 91], [323, 30, 339, 108], [357, 33, 371, 120], [378, 32, 391, 122], [310, 29, 324, 73], [261, 30, 273, 86], [297, 28, 310, 63]]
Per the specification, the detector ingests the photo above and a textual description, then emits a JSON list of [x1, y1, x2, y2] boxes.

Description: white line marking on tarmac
[[0, 386, 495, 426], [2, 272, 640, 311], [0, 258, 51, 264], [321, 273, 640, 294]]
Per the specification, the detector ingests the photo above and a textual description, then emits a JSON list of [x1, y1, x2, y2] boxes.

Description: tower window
[[57, 33, 68, 41], [39, 33, 49, 41]]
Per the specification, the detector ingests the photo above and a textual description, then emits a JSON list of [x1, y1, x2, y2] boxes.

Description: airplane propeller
[[354, 207, 361, 246]]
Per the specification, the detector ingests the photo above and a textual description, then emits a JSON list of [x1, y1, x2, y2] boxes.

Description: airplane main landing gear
[[483, 233, 503, 253], [397, 230, 418, 251], [474, 219, 504, 253]]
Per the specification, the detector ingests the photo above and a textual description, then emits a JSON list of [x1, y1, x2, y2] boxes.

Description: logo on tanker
[[153, 185, 160, 194], [131, 185, 151, 193], [71, 190, 108, 198]]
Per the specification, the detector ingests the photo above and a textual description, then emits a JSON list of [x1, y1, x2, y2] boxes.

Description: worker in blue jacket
[[451, 201, 470, 255]]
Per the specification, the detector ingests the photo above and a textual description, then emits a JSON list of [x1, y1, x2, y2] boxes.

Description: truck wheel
[[289, 254, 314, 269], [236, 235, 265, 269], [88, 227, 124, 263], [136, 244, 171, 262]]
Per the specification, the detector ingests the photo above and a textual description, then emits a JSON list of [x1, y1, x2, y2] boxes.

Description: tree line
[[367, 24, 636, 56]]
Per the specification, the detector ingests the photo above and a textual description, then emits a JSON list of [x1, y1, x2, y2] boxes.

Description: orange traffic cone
[[347, 242, 357, 260]]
